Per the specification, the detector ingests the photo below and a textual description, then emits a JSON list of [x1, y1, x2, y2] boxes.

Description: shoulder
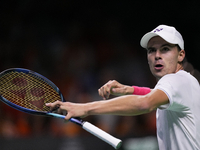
[[156, 70, 198, 93], [163, 70, 188, 79], [155, 70, 199, 110], [158, 70, 195, 85]]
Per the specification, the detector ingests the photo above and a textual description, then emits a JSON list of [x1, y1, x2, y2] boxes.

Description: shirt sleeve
[[154, 73, 191, 112]]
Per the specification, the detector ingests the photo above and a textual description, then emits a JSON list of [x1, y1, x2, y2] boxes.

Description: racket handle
[[48, 113, 122, 149], [82, 121, 122, 149]]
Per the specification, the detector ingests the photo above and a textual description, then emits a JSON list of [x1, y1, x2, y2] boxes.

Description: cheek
[[147, 56, 154, 69], [166, 54, 178, 64], [165, 56, 178, 70], [169, 60, 178, 69], [147, 55, 153, 65]]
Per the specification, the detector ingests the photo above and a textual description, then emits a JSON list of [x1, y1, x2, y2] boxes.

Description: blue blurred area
[[0, 1, 199, 149]]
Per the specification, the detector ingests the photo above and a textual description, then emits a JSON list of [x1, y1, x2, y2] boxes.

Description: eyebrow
[[161, 43, 176, 47]]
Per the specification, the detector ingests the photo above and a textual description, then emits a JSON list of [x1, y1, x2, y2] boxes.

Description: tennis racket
[[0, 68, 122, 149]]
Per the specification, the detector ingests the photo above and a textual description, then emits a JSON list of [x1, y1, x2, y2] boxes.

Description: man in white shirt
[[47, 25, 200, 149]]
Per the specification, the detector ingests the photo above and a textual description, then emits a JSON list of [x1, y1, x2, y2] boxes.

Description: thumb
[[64, 113, 72, 121], [111, 87, 124, 95]]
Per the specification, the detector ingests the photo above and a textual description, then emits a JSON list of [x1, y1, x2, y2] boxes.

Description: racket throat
[[70, 117, 84, 126]]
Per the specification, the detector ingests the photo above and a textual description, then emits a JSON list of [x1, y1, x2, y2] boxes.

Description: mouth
[[154, 64, 164, 70]]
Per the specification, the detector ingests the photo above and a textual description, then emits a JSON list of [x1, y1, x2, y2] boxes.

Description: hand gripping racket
[[0, 68, 122, 149]]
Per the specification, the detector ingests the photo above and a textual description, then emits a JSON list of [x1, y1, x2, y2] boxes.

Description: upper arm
[[143, 89, 169, 111]]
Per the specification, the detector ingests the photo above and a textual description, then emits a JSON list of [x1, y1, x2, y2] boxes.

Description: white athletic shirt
[[154, 70, 200, 150]]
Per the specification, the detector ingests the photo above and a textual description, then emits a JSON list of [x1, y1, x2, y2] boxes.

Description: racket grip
[[82, 121, 122, 149]]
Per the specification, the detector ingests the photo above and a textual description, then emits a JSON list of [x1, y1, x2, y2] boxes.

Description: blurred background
[[0, 1, 200, 150]]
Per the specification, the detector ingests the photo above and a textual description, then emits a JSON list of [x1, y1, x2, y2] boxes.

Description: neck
[[175, 63, 184, 73]]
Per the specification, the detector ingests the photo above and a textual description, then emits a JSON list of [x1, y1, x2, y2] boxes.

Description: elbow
[[138, 96, 156, 114], [139, 105, 153, 114]]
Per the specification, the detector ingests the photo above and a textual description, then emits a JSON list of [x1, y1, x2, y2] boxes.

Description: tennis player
[[46, 25, 200, 150]]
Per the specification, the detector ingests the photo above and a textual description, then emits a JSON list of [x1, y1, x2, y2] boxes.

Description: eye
[[147, 48, 156, 54], [161, 47, 170, 52]]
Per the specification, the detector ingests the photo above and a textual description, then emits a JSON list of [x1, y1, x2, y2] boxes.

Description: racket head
[[0, 68, 65, 116]]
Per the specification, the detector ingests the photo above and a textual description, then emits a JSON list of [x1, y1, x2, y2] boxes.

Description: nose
[[155, 50, 161, 60]]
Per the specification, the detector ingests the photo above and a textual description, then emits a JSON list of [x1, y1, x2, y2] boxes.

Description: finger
[[46, 101, 62, 111], [102, 86, 109, 99], [105, 91, 110, 99], [64, 113, 72, 121], [104, 87, 110, 99], [98, 88, 103, 98], [98, 87, 106, 100], [98, 80, 118, 99], [102, 88, 110, 100], [110, 87, 116, 94], [50, 105, 60, 113], [56, 107, 63, 114], [104, 81, 116, 98]]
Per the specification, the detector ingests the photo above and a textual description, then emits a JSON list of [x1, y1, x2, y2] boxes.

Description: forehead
[[147, 36, 170, 48]]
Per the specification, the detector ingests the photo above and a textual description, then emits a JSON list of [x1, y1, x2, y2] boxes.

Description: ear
[[178, 50, 185, 63]]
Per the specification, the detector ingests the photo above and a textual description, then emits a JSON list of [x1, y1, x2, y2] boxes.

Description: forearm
[[116, 86, 152, 96], [86, 95, 151, 116]]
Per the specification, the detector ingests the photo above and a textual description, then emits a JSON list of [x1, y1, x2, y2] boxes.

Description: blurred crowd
[[0, 24, 157, 140], [0, 2, 200, 149], [0, 1, 158, 141]]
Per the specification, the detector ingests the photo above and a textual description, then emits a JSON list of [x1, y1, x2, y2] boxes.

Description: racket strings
[[0, 71, 61, 112]]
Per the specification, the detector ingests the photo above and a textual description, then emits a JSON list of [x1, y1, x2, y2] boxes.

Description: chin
[[153, 72, 166, 80]]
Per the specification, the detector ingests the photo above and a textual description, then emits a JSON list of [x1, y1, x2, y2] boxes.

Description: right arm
[[46, 89, 169, 120]]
